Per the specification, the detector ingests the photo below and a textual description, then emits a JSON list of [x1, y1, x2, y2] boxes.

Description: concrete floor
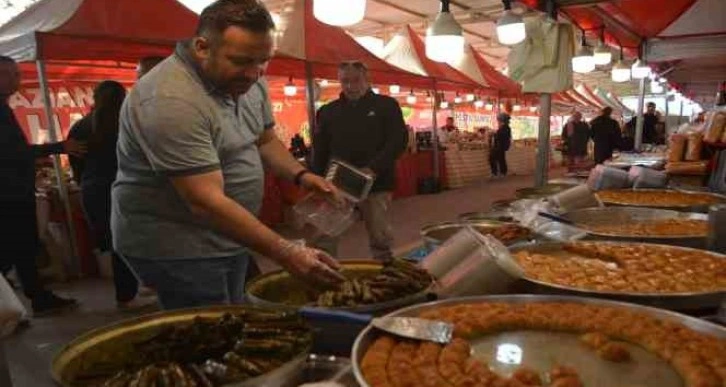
[[2, 173, 545, 387]]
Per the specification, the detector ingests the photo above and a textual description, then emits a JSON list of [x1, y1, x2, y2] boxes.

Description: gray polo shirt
[[111, 42, 274, 259]]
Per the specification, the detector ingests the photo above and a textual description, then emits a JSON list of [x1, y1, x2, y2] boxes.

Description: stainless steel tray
[[51, 305, 310, 387], [420, 220, 533, 250], [596, 188, 726, 213], [514, 183, 577, 199], [245, 260, 433, 315], [560, 207, 708, 248], [508, 242, 726, 311], [351, 295, 726, 387]]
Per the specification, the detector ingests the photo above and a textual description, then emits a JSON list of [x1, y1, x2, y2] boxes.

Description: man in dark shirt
[[0, 55, 84, 316], [312, 61, 407, 260], [590, 107, 622, 164], [490, 113, 512, 177], [626, 101, 658, 147]]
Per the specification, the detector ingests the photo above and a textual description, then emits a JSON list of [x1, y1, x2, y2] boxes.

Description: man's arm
[[368, 99, 406, 175]]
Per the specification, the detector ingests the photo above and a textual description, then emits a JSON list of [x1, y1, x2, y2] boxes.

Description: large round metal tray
[[421, 220, 532, 250], [351, 295, 726, 387], [560, 207, 708, 248], [52, 305, 310, 387], [596, 188, 726, 213], [458, 210, 515, 223], [245, 260, 433, 315], [508, 242, 726, 311], [515, 183, 577, 199]]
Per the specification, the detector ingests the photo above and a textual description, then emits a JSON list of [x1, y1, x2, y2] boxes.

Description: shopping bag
[[0, 274, 27, 338]]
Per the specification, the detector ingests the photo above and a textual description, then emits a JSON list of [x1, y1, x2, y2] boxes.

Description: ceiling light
[[319, 79, 329, 87], [389, 84, 401, 94], [658, 77, 666, 83], [513, 103, 522, 112], [611, 46, 631, 83], [426, 0, 465, 62], [529, 106, 538, 112], [454, 93, 463, 104], [425, 91, 433, 103], [406, 90, 417, 105], [474, 99, 484, 108], [593, 42, 612, 66], [466, 93, 475, 102], [283, 76, 297, 96], [650, 81, 664, 94], [313, 0, 366, 26], [485, 102, 494, 110], [355, 36, 385, 57], [372, 87, 380, 94], [572, 35, 595, 74], [497, 0, 526, 46], [440, 100, 450, 109], [631, 58, 650, 79]]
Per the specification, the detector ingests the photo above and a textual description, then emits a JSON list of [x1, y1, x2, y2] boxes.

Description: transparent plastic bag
[[292, 194, 356, 238]]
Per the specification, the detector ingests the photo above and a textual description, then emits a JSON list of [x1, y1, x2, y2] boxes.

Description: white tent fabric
[[0, 0, 83, 61], [647, 34, 726, 62], [659, 0, 726, 37], [448, 45, 489, 88], [381, 34, 428, 77]]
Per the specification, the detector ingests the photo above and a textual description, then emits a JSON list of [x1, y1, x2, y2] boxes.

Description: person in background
[[625, 101, 658, 146], [289, 133, 308, 160], [561, 111, 590, 168], [590, 106, 622, 164], [136, 56, 166, 79], [0, 55, 83, 316], [312, 61, 407, 261], [70, 81, 156, 309], [489, 113, 512, 178], [112, 0, 343, 310]]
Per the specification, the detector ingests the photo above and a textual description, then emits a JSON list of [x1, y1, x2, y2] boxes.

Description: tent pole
[[304, 62, 316, 138], [678, 100, 684, 126], [634, 77, 647, 151], [535, 0, 557, 188], [432, 81, 440, 183], [36, 60, 79, 276], [664, 94, 669, 134]]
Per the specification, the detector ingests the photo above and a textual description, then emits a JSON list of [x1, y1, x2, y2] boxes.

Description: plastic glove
[[277, 240, 346, 286]]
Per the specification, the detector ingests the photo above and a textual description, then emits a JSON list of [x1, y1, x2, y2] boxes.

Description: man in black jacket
[[490, 113, 512, 177], [590, 107, 622, 164], [0, 56, 84, 316], [312, 61, 407, 260]]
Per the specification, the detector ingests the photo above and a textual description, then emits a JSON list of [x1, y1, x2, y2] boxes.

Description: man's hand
[[63, 139, 87, 157], [277, 241, 345, 286], [300, 172, 343, 203]]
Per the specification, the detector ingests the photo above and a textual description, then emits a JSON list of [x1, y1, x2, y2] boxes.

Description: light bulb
[[593, 42, 612, 66], [496, 10, 526, 46], [474, 100, 484, 108], [572, 45, 595, 74], [454, 95, 463, 104], [513, 104, 522, 112], [611, 60, 631, 83], [658, 77, 666, 83], [426, 95, 433, 103], [485, 103, 494, 110], [426, 11, 464, 62], [440, 101, 449, 109], [372, 87, 380, 94], [313, 0, 366, 26], [529, 106, 538, 112], [466, 93, 475, 102], [319, 79, 329, 87], [631, 59, 651, 79], [389, 84, 401, 94], [284, 83, 297, 96], [406, 91, 417, 105]]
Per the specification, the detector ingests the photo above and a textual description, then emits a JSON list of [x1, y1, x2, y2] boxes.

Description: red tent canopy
[[469, 46, 522, 97], [274, 0, 431, 89], [0, 0, 197, 62]]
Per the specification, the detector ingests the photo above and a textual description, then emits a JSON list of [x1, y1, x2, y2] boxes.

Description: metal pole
[[36, 60, 79, 274], [432, 81, 440, 182], [534, 0, 557, 187], [634, 77, 646, 151], [535, 94, 552, 187], [304, 62, 317, 135], [677, 100, 684, 126], [664, 94, 669, 135]]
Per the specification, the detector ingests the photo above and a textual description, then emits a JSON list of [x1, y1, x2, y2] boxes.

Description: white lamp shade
[[389, 84, 401, 94], [313, 0, 366, 26], [593, 45, 612, 66], [426, 12, 465, 62], [485, 103, 494, 110], [529, 106, 538, 112], [440, 101, 449, 109], [454, 96, 463, 104], [356, 36, 384, 57], [631, 59, 651, 79], [474, 100, 484, 108], [406, 95, 417, 104], [611, 61, 631, 83], [513, 104, 522, 112], [496, 11, 526, 46], [372, 87, 380, 94], [284, 84, 297, 96], [572, 46, 595, 74], [466, 93, 475, 102], [319, 79, 329, 87]]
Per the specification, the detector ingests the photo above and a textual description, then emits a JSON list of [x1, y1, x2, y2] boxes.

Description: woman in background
[[561, 111, 590, 169], [70, 81, 154, 309]]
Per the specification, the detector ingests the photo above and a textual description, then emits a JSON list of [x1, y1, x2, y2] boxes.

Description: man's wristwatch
[[294, 170, 310, 186]]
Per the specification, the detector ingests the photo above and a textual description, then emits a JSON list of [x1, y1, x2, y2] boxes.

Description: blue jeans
[[122, 254, 250, 310]]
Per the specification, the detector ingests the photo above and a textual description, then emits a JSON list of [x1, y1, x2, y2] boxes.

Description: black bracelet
[[293, 170, 310, 186]]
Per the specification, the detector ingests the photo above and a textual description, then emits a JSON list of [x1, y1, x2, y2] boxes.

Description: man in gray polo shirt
[[112, 0, 343, 310]]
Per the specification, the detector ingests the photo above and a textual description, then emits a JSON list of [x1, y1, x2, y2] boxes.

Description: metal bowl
[[245, 260, 433, 315], [421, 220, 530, 250], [458, 211, 515, 223], [596, 188, 726, 213], [508, 242, 726, 311], [560, 207, 708, 248], [51, 305, 310, 387], [352, 295, 726, 387], [515, 183, 577, 199]]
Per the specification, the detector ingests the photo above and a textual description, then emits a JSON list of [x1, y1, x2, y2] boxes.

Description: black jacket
[[312, 90, 407, 192], [493, 124, 512, 151], [590, 115, 621, 163], [0, 101, 64, 201]]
